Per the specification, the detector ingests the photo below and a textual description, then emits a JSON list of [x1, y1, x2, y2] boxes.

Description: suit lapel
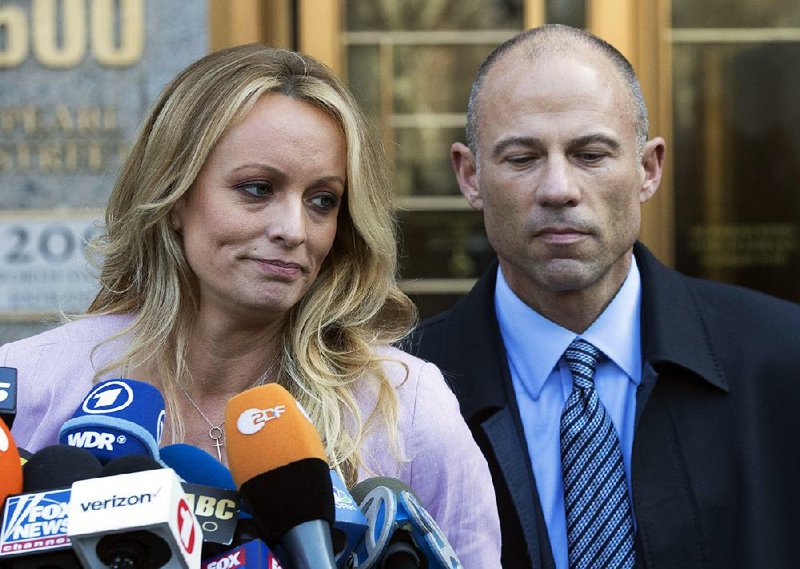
[[633, 243, 724, 568], [439, 264, 548, 567], [482, 408, 545, 565]]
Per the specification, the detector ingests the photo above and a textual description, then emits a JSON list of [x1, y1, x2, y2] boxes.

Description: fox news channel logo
[[0, 490, 71, 554]]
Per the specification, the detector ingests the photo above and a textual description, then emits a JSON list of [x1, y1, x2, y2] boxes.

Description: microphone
[[160, 444, 241, 557], [67, 460, 203, 568], [22, 445, 103, 493], [329, 469, 368, 568], [201, 538, 284, 569], [0, 420, 22, 509], [0, 367, 17, 430], [225, 384, 336, 569], [159, 444, 235, 490], [0, 445, 103, 568], [351, 477, 462, 569], [58, 378, 166, 464]]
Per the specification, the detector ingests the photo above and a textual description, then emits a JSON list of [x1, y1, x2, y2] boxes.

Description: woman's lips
[[253, 259, 304, 278]]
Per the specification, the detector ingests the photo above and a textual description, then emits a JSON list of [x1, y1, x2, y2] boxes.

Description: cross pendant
[[209, 426, 224, 462]]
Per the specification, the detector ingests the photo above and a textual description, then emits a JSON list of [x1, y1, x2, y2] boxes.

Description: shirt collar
[[495, 256, 643, 400]]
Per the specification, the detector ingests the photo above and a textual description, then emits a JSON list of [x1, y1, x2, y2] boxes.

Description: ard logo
[[81, 381, 134, 414]]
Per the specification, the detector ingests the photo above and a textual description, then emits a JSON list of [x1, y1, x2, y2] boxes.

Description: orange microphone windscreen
[[0, 420, 23, 506], [225, 383, 327, 487]]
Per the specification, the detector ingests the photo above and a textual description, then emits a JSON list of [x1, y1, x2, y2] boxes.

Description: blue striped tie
[[560, 339, 635, 569]]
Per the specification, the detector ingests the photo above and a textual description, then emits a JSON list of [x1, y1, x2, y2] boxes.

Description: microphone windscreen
[[0, 419, 22, 505], [330, 468, 369, 566], [225, 384, 326, 486], [99, 454, 164, 477], [160, 443, 236, 490], [351, 476, 415, 505], [355, 477, 463, 569], [22, 445, 103, 492], [225, 384, 334, 541], [58, 378, 166, 463]]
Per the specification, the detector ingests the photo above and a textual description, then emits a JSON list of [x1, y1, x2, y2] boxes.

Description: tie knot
[[564, 338, 603, 388]]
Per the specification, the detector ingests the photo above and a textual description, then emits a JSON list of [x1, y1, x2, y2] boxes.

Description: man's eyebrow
[[492, 136, 541, 160], [491, 133, 621, 160], [570, 133, 621, 152]]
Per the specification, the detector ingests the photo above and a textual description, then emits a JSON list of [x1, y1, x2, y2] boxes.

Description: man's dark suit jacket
[[410, 243, 800, 568]]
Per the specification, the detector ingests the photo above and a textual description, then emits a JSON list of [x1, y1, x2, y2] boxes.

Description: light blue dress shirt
[[495, 258, 642, 569]]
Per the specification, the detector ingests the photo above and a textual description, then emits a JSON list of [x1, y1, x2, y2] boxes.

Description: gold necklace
[[178, 356, 279, 461]]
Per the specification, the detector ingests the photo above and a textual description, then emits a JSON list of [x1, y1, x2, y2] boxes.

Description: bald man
[[411, 24, 800, 569]]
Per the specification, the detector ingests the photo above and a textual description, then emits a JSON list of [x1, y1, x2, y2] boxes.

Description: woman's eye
[[240, 182, 272, 197], [310, 193, 339, 210]]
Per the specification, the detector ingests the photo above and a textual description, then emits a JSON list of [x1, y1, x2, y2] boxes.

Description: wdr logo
[[65, 431, 122, 451], [81, 381, 134, 414]]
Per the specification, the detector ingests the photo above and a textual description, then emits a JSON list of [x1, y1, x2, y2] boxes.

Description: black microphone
[[98, 454, 165, 477], [67, 455, 203, 568], [0, 368, 17, 430], [22, 445, 104, 493], [351, 477, 462, 569], [0, 445, 103, 569]]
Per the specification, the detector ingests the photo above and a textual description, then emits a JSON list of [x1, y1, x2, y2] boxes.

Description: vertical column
[[524, 0, 545, 29], [588, 0, 675, 264], [298, 0, 342, 74]]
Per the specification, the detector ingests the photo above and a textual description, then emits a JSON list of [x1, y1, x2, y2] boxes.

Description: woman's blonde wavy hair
[[86, 44, 417, 485]]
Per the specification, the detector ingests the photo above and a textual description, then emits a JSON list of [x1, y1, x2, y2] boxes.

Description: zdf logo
[[236, 405, 286, 435], [82, 380, 134, 414]]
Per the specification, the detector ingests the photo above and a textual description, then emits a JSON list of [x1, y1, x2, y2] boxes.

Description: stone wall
[[0, 0, 207, 343]]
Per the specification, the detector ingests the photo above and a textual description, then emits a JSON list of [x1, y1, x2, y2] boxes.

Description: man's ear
[[451, 142, 483, 210], [640, 136, 665, 204]]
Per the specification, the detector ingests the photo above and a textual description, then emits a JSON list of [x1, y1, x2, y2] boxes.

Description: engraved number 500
[[0, 0, 144, 69]]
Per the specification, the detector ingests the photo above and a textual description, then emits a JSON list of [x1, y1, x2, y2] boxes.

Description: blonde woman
[[2, 45, 501, 565]]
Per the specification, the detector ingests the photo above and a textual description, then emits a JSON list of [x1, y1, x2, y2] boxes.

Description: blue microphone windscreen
[[160, 443, 236, 490], [330, 469, 368, 565], [58, 378, 166, 463]]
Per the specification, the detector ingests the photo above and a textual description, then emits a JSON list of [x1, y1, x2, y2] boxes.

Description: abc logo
[[82, 381, 134, 414]]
